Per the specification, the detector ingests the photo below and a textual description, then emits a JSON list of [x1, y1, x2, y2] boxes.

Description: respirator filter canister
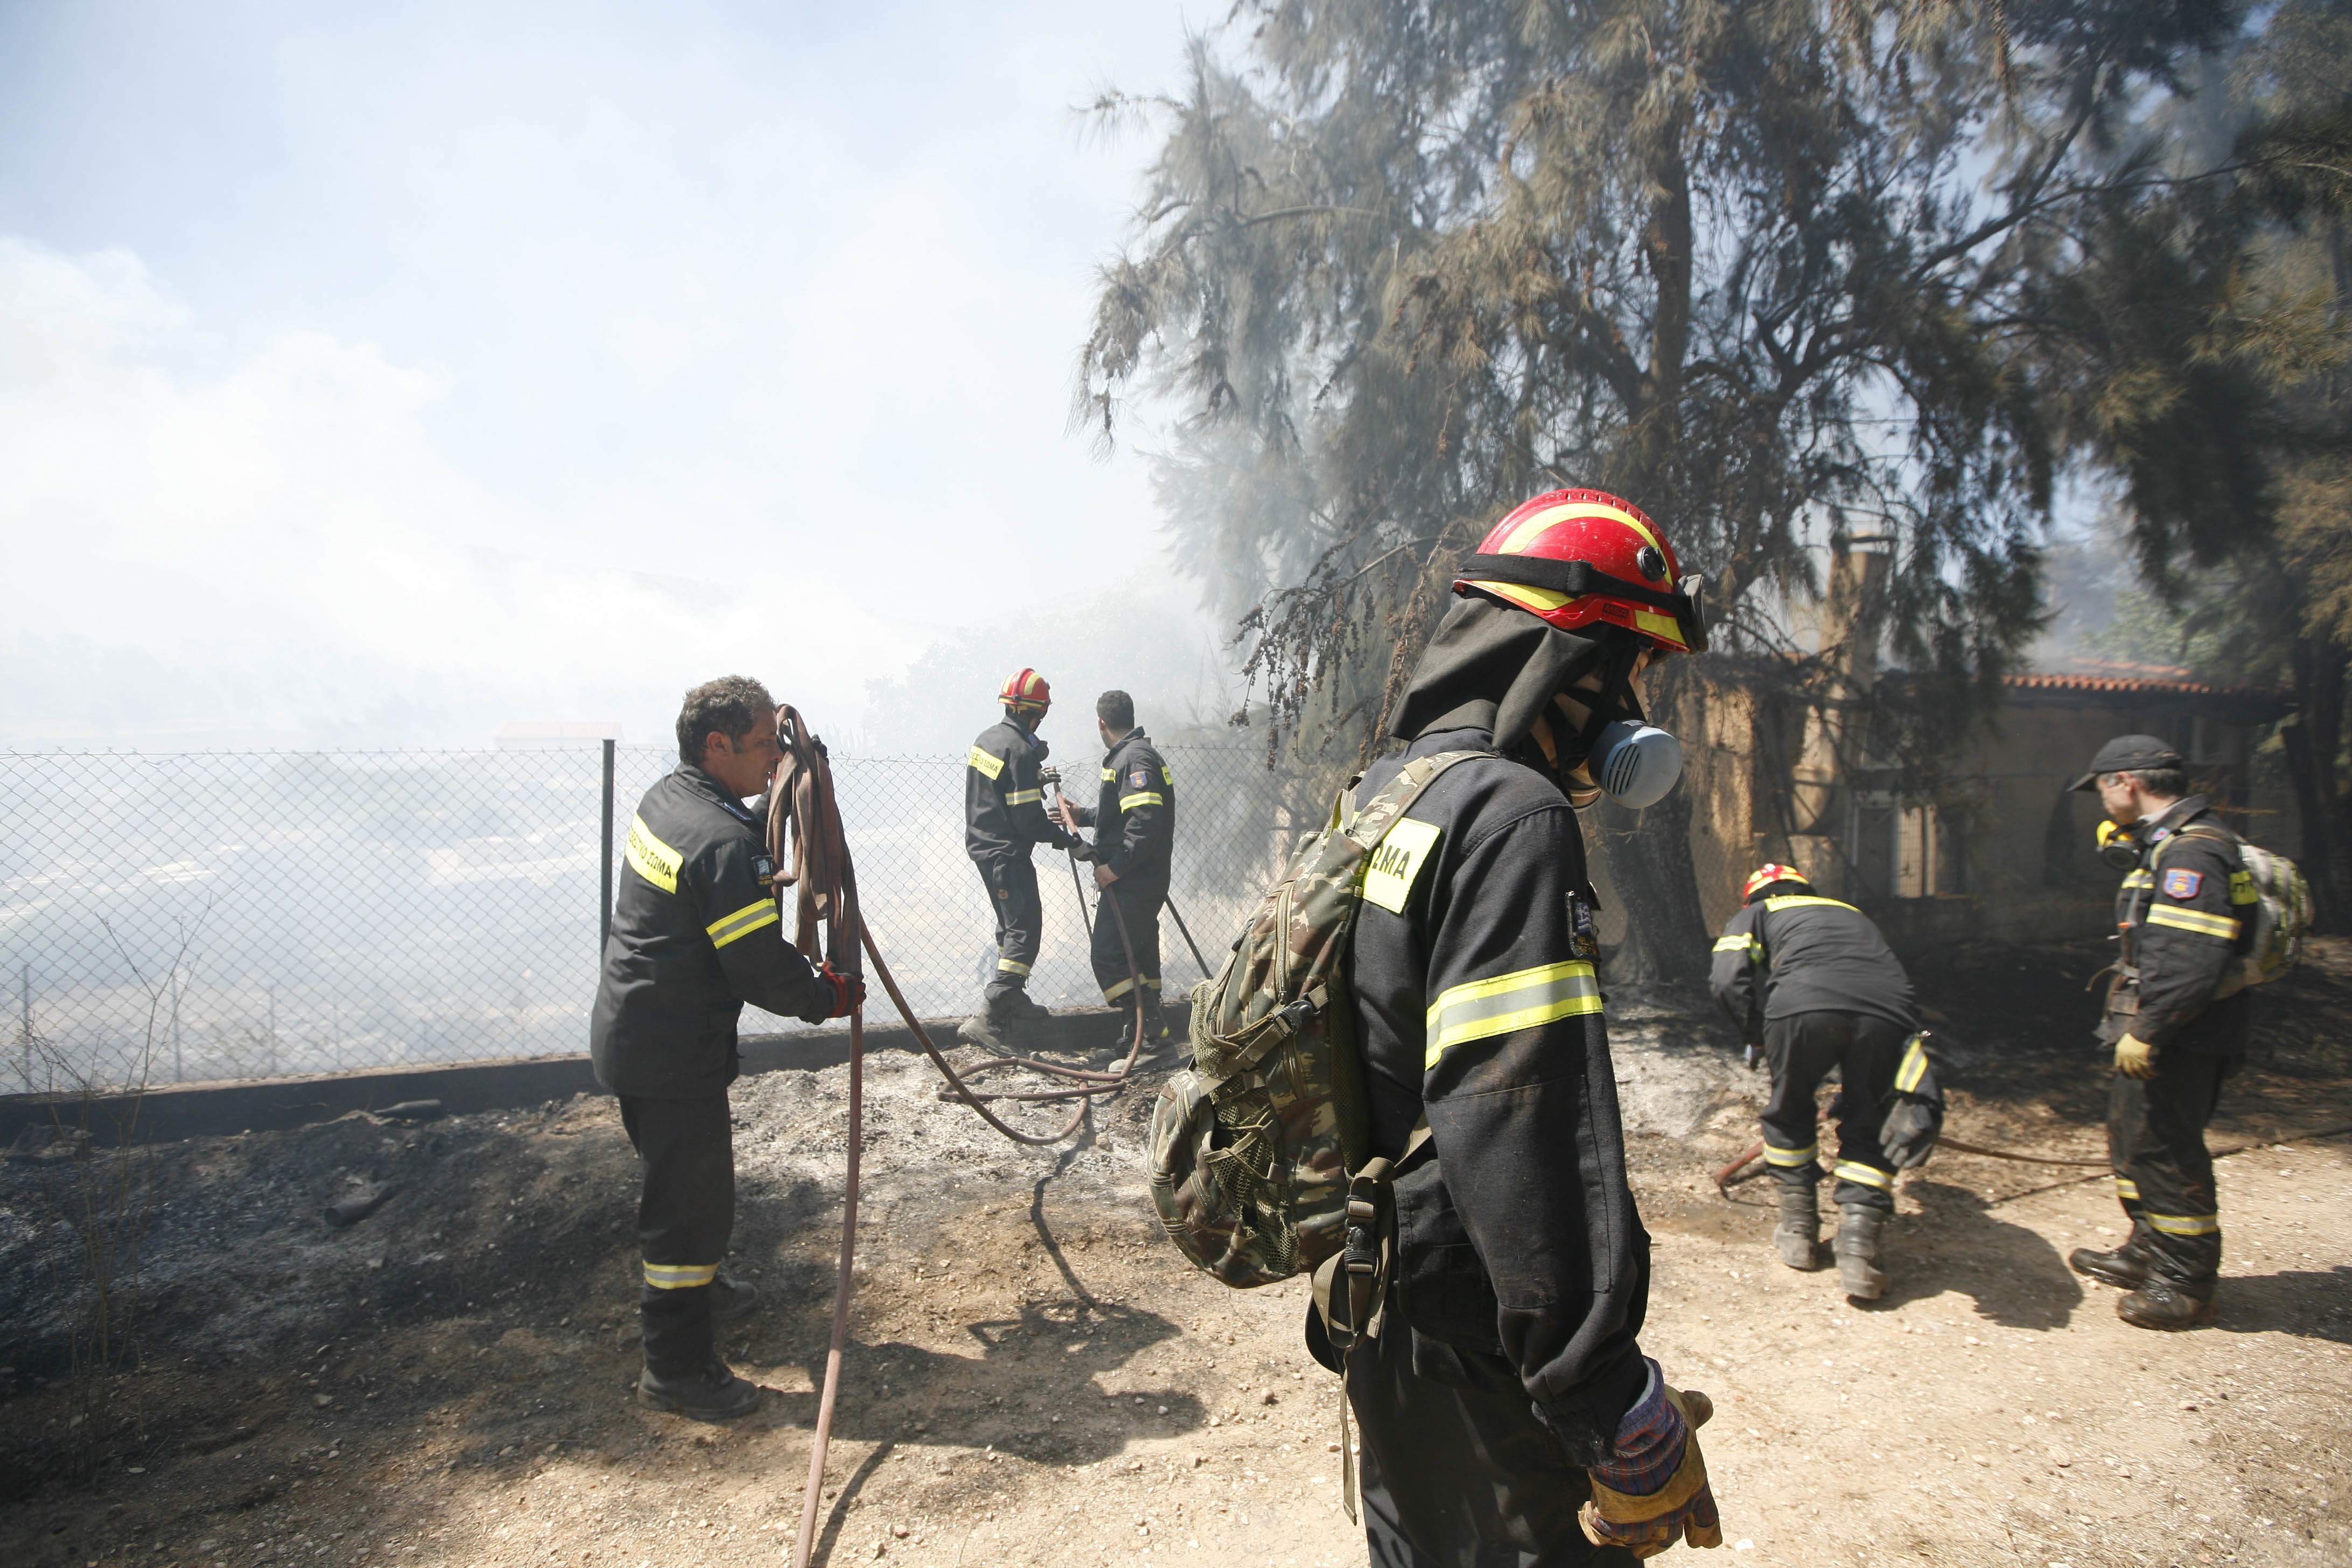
[[1588, 720, 1684, 809]]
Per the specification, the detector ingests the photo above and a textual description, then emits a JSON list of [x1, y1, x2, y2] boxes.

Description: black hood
[[1388, 593, 1629, 752]]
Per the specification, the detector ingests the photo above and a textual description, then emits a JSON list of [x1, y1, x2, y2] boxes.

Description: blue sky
[[0, 0, 1223, 749]]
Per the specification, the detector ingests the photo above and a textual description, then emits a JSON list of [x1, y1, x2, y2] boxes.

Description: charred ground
[[2, 939, 2347, 1567]]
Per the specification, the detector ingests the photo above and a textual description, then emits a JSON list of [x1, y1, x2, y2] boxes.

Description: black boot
[[2117, 1280, 2218, 1330], [1835, 1205, 1887, 1301], [711, 1275, 760, 1324], [1774, 1185, 1821, 1271], [2068, 1233, 2155, 1290], [636, 1355, 761, 1420], [994, 989, 1052, 1024]]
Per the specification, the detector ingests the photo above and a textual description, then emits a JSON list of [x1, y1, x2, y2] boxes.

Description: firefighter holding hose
[[590, 676, 860, 1420], [962, 669, 1087, 1045], [1055, 690, 1175, 1055], [1709, 866, 1938, 1301]]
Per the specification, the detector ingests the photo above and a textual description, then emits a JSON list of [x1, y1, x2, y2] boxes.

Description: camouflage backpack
[[1147, 751, 1487, 1291]]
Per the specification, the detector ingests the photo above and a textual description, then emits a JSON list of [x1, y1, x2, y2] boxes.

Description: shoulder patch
[[1361, 816, 1442, 915], [1128, 767, 1153, 790], [625, 813, 682, 894], [2162, 867, 2203, 900], [967, 745, 1005, 781]]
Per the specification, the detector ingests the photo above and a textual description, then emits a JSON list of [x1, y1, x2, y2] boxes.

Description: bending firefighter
[[1056, 690, 1175, 1054], [1709, 866, 1940, 1300], [1333, 489, 1720, 1562], [2067, 736, 2256, 1331], [962, 668, 1086, 1042], [590, 677, 860, 1419]]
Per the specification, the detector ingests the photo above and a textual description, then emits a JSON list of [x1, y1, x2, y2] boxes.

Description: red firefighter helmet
[[998, 668, 1052, 713], [1742, 863, 1810, 902], [1453, 488, 1708, 654]]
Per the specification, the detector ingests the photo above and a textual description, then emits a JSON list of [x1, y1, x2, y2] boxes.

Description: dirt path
[[3, 942, 2347, 1567]]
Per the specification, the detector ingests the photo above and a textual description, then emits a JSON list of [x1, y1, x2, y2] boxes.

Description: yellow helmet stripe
[[1495, 500, 1665, 561]]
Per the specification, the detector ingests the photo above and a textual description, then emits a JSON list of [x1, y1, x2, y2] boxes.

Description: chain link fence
[[3, 745, 1320, 1093]]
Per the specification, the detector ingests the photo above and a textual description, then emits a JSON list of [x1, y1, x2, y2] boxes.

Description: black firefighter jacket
[[591, 765, 834, 1098], [1068, 729, 1174, 893], [1345, 724, 1649, 1464], [2105, 795, 2254, 1055], [965, 720, 1078, 863], [1709, 894, 1918, 1044]]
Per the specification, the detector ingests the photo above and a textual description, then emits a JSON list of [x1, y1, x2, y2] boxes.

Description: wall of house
[[1602, 669, 2299, 968]]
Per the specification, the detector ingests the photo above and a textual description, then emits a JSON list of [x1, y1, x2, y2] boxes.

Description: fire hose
[[762, 709, 1159, 1568], [1711, 1122, 2352, 1196]]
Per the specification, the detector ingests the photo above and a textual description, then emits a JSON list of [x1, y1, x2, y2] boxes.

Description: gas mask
[[1550, 646, 1685, 809], [2095, 818, 2142, 872]]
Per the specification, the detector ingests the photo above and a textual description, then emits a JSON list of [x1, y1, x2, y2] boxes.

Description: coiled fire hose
[[762, 708, 1158, 1568]]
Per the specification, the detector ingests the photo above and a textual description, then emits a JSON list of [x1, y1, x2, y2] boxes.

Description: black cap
[[2068, 734, 2185, 792]]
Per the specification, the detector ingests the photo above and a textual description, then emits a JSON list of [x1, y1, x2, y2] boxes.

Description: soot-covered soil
[[2, 940, 2347, 1568]]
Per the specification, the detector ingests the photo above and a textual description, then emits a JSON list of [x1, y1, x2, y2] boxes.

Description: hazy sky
[[0, 0, 1220, 751]]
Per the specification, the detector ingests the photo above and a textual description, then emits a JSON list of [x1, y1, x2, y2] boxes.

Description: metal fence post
[[600, 738, 617, 959], [17, 963, 29, 1090]]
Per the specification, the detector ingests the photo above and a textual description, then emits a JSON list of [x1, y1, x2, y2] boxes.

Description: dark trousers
[[2109, 1051, 2234, 1286], [619, 1093, 735, 1376], [1089, 879, 1163, 1012], [1760, 1010, 1907, 1213], [1347, 1318, 1632, 1567], [974, 854, 1042, 1001]]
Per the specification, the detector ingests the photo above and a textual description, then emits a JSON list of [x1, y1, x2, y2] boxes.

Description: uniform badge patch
[[1128, 768, 1153, 790], [2163, 868, 2203, 899], [1362, 817, 1441, 915]]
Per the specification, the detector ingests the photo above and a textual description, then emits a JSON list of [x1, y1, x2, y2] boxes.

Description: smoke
[[0, 239, 906, 750]]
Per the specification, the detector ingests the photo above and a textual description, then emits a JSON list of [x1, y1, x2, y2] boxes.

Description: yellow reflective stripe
[[2146, 906, 2241, 941], [1119, 791, 1165, 811], [2229, 871, 2258, 905], [1763, 1142, 1819, 1167], [1103, 976, 1137, 1002], [2120, 870, 2155, 890], [1633, 608, 1682, 643], [706, 899, 775, 940], [1006, 788, 1043, 805], [1101, 766, 1116, 781], [642, 1261, 719, 1290], [1143, 976, 1162, 990], [1712, 935, 1752, 953], [1835, 1161, 1894, 1190], [1424, 961, 1602, 1064], [1895, 1034, 1930, 1094], [2146, 1212, 2220, 1237], [708, 905, 780, 948], [967, 746, 1005, 780], [1495, 499, 1665, 559], [996, 958, 1031, 976], [625, 813, 682, 894], [1763, 894, 1860, 914], [2113, 1176, 2141, 1200]]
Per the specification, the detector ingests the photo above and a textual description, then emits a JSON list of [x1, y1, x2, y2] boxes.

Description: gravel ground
[[1, 941, 2346, 1567]]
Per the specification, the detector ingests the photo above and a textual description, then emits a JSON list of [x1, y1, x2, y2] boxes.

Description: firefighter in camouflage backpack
[[1330, 491, 1723, 1564]]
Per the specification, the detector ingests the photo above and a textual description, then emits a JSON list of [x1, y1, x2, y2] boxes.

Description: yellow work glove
[[2113, 1033, 2157, 1080], [1580, 1375, 1724, 1558]]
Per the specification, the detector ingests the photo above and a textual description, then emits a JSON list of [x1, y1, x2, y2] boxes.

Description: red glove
[[801, 963, 864, 1022]]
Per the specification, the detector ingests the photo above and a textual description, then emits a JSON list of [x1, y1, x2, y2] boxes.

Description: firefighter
[[591, 676, 860, 1419], [1328, 489, 1720, 1562], [962, 668, 1086, 1041], [1709, 865, 1938, 1301], [2065, 736, 2254, 1330], [1055, 690, 1174, 1053]]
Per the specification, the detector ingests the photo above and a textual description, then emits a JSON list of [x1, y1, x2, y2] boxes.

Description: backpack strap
[[1313, 1117, 1432, 1525]]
